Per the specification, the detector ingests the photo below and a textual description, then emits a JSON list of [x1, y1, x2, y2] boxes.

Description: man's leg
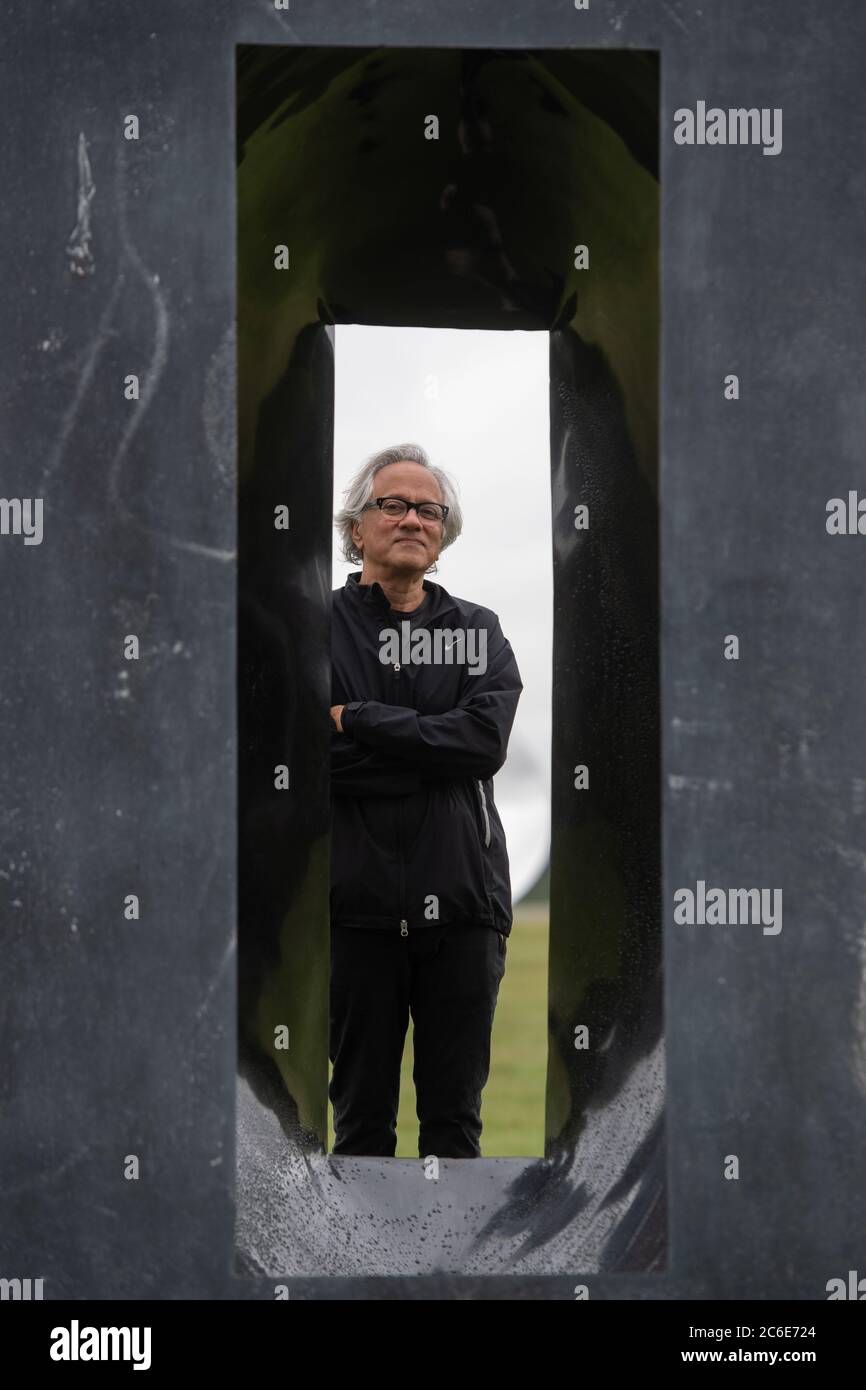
[[329, 925, 410, 1156], [410, 924, 507, 1159]]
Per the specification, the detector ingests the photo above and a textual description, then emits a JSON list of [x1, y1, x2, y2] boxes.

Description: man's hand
[[330, 704, 346, 733]]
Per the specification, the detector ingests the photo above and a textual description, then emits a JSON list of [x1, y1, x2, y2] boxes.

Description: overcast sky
[[333, 324, 552, 902]]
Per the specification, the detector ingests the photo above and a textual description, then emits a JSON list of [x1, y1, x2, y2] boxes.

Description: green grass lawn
[[327, 903, 549, 1157]]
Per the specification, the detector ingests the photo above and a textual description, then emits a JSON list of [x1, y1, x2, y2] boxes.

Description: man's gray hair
[[334, 443, 463, 569]]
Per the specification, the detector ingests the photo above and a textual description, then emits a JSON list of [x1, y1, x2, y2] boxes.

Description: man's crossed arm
[[330, 618, 523, 797], [330, 731, 425, 798]]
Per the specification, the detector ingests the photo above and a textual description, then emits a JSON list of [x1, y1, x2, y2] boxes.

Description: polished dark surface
[[236, 43, 662, 1275], [1, 0, 864, 1300]]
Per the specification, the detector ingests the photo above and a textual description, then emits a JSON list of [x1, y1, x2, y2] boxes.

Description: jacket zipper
[[395, 659, 409, 935], [476, 778, 491, 848], [342, 583, 480, 935]]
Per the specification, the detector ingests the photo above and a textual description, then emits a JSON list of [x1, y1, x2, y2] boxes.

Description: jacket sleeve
[[330, 726, 424, 798], [339, 618, 523, 780]]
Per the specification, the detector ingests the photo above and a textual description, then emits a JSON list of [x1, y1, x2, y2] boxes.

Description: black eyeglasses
[[363, 496, 449, 524]]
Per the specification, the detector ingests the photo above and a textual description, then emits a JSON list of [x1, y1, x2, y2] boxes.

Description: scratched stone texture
[[0, 0, 864, 1300]]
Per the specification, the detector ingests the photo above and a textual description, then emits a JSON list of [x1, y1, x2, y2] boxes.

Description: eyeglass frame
[[361, 495, 449, 524]]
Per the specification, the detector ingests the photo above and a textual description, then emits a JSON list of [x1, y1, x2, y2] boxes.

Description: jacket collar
[[344, 570, 457, 625]]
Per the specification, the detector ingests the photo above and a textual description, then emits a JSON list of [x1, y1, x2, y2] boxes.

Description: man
[[329, 442, 523, 1160]]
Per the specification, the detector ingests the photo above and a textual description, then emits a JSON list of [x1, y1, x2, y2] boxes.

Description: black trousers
[[329, 922, 507, 1158]]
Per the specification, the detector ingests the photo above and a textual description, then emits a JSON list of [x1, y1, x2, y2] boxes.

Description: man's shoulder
[[438, 585, 500, 631]]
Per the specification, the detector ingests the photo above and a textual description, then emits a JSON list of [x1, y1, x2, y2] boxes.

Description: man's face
[[352, 462, 446, 575]]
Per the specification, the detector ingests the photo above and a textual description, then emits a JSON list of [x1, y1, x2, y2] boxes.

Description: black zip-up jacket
[[330, 570, 523, 936]]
